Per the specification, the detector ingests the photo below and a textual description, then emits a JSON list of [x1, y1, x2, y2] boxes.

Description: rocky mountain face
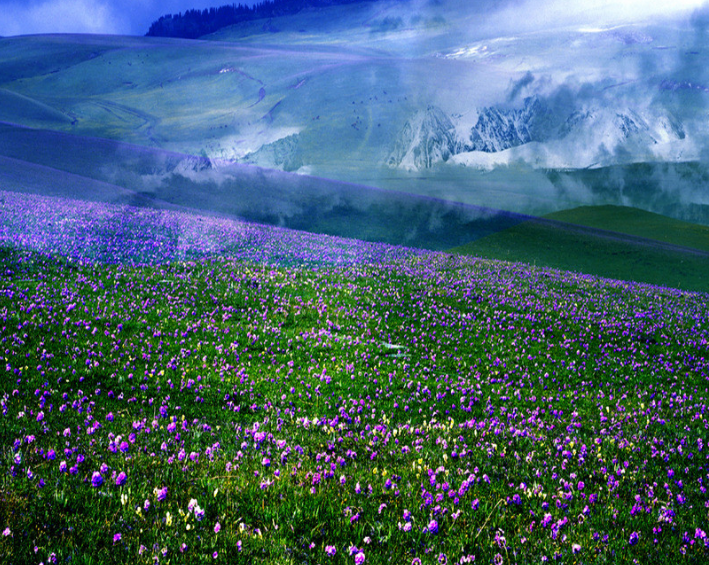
[[243, 134, 303, 172], [466, 96, 559, 153], [388, 96, 687, 170], [588, 109, 685, 145], [387, 106, 461, 170]]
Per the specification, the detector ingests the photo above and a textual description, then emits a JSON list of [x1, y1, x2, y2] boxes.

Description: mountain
[[389, 96, 689, 171], [387, 106, 461, 170], [388, 97, 569, 170], [243, 134, 303, 172], [466, 96, 559, 153], [1, 1, 709, 235]]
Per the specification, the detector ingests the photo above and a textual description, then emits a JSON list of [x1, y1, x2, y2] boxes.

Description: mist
[[3, 0, 709, 256]]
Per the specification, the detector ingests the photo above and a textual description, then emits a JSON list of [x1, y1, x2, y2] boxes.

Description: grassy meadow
[[1, 190, 709, 564], [451, 206, 709, 294], [543, 206, 709, 253]]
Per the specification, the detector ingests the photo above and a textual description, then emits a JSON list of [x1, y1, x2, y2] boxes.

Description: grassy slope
[[544, 204, 709, 253], [2, 196, 709, 563], [0, 125, 530, 251], [450, 205, 709, 292]]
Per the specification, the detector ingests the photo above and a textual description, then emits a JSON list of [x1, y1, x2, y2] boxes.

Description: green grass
[[2, 185, 709, 564], [1, 232, 709, 564], [544, 205, 709, 253], [450, 205, 709, 293]]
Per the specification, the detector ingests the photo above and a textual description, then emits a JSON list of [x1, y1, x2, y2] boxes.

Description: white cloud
[[482, 0, 709, 34], [0, 0, 126, 36]]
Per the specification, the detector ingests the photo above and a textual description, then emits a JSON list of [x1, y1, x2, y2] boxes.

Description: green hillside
[[0, 88, 74, 127], [545, 204, 709, 253], [4, 190, 709, 564], [450, 206, 709, 292]]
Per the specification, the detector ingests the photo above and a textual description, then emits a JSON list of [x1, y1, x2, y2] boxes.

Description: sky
[[0, 0, 258, 37], [0, 0, 707, 37]]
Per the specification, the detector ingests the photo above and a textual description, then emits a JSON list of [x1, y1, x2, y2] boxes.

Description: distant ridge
[[544, 205, 709, 254], [146, 0, 374, 39], [450, 205, 709, 293]]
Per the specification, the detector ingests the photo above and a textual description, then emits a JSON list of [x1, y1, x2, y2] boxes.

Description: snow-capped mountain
[[387, 106, 461, 171], [389, 96, 690, 171], [2, 0, 708, 223], [555, 108, 687, 165], [466, 96, 559, 153]]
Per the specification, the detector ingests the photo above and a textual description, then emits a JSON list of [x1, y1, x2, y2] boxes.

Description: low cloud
[[507, 71, 535, 102], [480, 0, 708, 36]]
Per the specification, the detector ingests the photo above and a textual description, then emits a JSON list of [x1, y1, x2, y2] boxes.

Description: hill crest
[[146, 0, 375, 39], [451, 205, 709, 292]]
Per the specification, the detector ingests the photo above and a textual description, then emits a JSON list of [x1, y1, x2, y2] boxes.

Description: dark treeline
[[146, 0, 373, 39]]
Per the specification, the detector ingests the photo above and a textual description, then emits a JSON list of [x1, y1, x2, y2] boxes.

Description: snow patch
[[387, 106, 461, 171], [392, 97, 690, 171], [202, 127, 302, 163]]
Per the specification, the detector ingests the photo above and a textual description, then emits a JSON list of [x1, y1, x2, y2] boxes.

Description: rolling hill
[[450, 205, 709, 292], [0, 122, 531, 251], [544, 204, 709, 253]]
